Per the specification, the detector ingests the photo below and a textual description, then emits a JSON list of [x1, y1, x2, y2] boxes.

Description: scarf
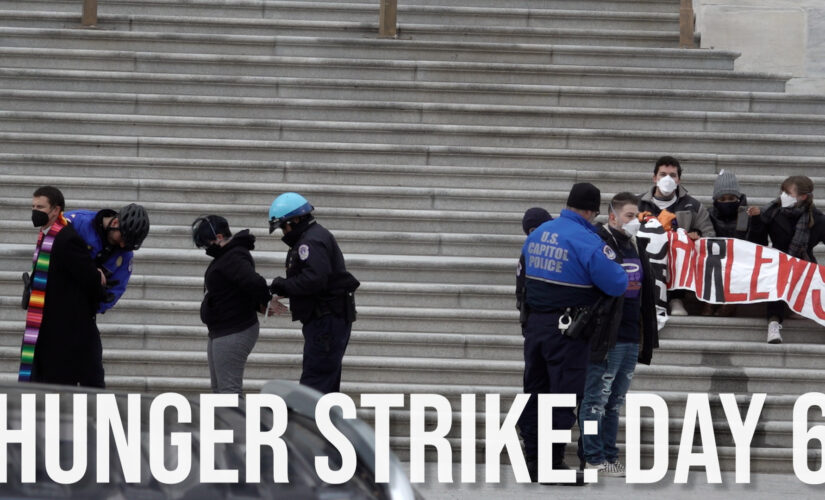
[[787, 206, 812, 260], [19, 214, 68, 381]]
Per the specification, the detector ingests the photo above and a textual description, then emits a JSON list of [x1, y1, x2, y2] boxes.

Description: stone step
[[0, 245, 518, 286], [0, 171, 806, 217], [0, 0, 684, 15], [0, 153, 812, 196], [0, 2, 681, 31], [2, 344, 825, 397], [7, 90, 825, 137], [0, 11, 685, 48], [1, 68, 817, 114], [0, 48, 787, 92], [0, 28, 729, 70], [2, 113, 823, 156], [0, 223, 525, 260], [10, 132, 825, 172], [0, 196, 537, 235]]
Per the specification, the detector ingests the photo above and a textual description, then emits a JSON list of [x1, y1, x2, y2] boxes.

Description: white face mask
[[622, 218, 641, 237], [780, 191, 797, 208], [657, 176, 678, 196]]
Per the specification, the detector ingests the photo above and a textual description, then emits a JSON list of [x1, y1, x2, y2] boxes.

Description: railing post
[[679, 0, 695, 48], [82, 0, 98, 27], [379, 0, 397, 38]]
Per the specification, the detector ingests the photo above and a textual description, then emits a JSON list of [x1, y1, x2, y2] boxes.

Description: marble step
[[5, 90, 825, 137], [0, 27, 729, 70], [0, 69, 817, 114], [0, 1, 681, 31], [1, 114, 822, 156], [0, 48, 787, 92]]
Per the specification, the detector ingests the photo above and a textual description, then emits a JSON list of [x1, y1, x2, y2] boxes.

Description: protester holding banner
[[705, 170, 765, 316], [758, 176, 825, 343], [579, 192, 659, 478], [517, 183, 628, 484], [638, 156, 715, 316], [516, 207, 553, 332]]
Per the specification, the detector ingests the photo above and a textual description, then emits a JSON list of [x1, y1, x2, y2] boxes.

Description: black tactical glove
[[270, 277, 287, 296]]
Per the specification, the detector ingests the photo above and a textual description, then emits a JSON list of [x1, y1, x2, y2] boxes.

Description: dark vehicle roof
[[0, 381, 418, 500]]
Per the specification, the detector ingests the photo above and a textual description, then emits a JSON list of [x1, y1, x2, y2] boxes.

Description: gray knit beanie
[[713, 170, 741, 200]]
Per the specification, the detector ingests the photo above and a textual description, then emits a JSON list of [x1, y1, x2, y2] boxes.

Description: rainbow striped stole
[[19, 215, 67, 382]]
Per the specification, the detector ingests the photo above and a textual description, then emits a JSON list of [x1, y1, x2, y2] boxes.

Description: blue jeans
[[578, 341, 638, 465]]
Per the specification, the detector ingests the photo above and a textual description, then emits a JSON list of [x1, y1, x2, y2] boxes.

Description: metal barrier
[[379, 0, 397, 38], [679, 0, 696, 48], [82, 0, 98, 27]]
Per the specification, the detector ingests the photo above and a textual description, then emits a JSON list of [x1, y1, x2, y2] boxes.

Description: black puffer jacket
[[757, 201, 825, 262], [200, 230, 272, 338]]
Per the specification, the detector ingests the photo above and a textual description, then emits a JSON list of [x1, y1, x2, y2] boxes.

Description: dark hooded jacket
[[595, 224, 660, 365], [200, 230, 272, 338]]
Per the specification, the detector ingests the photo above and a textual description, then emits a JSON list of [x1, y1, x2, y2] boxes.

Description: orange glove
[[657, 210, 677, 231]]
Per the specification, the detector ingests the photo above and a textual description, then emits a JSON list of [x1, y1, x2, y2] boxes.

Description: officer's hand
[[270, 277, 287, 296], [97, 269, 107, 287], [687, 231, 700, 240]]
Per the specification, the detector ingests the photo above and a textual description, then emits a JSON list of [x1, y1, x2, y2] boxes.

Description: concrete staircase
[[1, 0, 824, 473]]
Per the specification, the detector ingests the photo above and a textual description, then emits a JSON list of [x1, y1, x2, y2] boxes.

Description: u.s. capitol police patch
[[603, 245, 617, 260], [298, 244, 310, 261]]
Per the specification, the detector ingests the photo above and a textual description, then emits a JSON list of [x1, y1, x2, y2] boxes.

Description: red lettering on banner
[[813, 290, 825, 319], [749, 245, 772, 301], [777, 253, 809, 298], [814, 266, 825, 319], [685, 239, 698, 291], [670, 234, 693, 287], [695, 237, 707, 296], [792, 263, 818, 311], [723, 239, 747, 302]]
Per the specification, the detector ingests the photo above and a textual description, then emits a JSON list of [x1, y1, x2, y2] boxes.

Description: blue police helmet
[[269, 192, 314, 234]]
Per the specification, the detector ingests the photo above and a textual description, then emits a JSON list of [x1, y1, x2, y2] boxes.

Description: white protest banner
[[657, 228, 825, 327]]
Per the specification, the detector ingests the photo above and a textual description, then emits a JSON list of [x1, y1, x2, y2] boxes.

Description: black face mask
[[205, 243, 222, 258], [714, 200, 740, 219], [31, 209, 50, 228]]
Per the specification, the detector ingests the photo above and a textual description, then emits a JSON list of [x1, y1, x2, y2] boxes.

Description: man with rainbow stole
[[20, 186, 108, 387]]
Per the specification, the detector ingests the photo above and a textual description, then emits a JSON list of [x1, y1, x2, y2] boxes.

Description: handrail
[[82, 0, 98, 27], [379, 0, 397, 38], [679, 0, 695, 48]]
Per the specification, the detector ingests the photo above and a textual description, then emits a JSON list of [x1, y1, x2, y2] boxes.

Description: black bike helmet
[[117, 204, 150, 251]]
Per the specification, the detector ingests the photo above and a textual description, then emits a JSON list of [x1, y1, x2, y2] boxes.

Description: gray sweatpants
[[207, 322, 259, 394]]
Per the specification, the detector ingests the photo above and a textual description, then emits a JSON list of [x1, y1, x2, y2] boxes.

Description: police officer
[[268, 193, 359, 394], [66, 204, 150, 313], [517, 183, 628, 483], [516, 207, 553, 332], [61, 203, 149, 388]]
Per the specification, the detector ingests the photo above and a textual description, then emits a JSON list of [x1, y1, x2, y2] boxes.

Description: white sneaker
[[584, 462, 606, 471], [602, 460, 626, 478], [767, 321, 783, 344], [669, 298, 688, 316]]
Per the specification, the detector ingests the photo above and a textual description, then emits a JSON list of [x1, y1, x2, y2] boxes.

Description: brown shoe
[[714, 304, 737, 317]]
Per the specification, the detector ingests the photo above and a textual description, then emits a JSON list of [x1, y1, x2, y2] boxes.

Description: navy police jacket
[[66, 209, 133, 313], [271, 218, 359, 324], [522, 209, 628, 311]]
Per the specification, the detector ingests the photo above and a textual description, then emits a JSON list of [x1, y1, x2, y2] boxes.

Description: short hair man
[[21, 186, 108, 386], [517, 183, 628, 483], [578, 192, 660, 477], [638, 156, 715, 315]]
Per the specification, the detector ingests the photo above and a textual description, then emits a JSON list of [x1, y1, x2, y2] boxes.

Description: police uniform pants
[[300, 314, 352, 394], [517, 311, 589, 465]]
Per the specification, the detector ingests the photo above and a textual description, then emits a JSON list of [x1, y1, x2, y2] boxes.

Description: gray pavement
[[407, 464, 821, 500]]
